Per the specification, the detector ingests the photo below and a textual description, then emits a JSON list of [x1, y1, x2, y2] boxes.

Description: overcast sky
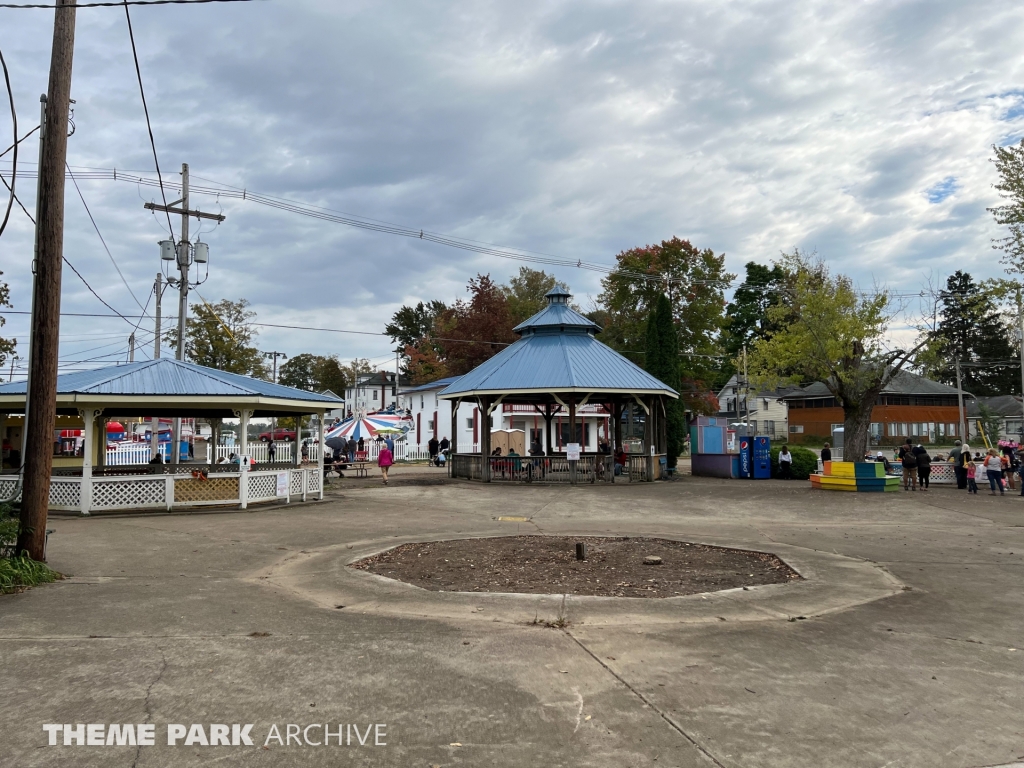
[[1, 0, 1023, 379]]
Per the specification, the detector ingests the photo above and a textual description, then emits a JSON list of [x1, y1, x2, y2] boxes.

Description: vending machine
[[753, 436, 772, 479], [738, 437, 752, 478]]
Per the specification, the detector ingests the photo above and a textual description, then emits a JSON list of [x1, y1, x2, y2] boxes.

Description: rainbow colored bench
[[810, 461, 901, 492]]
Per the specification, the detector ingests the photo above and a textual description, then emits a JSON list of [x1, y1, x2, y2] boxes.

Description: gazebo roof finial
[[545, 284, 572, 304]]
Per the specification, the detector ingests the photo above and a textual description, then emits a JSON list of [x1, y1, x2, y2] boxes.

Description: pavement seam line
[[563, 629, 729, 768], [133, 647, 167, 768]]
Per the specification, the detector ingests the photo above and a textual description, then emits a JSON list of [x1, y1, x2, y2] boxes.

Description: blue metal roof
[[400, 376, 462, 394], [512, 302, 602, 335], [0, 359, 343, 403], [439, 332, 677, 397]]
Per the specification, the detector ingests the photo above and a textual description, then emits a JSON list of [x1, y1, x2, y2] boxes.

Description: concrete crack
[[132, 648, 167, 768], [564, 630, 729, 768]]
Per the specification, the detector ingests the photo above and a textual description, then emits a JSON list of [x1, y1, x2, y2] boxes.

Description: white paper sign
[[276, 472, 289, 497], [566, 443, 581, 461]]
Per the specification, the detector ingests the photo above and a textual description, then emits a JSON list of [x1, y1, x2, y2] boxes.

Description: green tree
[[748, 251, 925, 461], [340, 357, 374, 386], [502, 267, 557, 324], [385, 300, 448, 350], [977, 403, 1002, 445], [279, 353, 348, 394], [990, 139, 1024, 273], [723, 261, 791, 359], [0, 271, 15, 370], [170, 298, 268, 378], [599, 237, 734, 406], [919, 272, 1016, 396], [644, 293, 685, 467]]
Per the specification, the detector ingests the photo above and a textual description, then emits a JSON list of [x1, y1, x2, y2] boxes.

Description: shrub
[[0, 503, 59, 594], [770, 445, 818, 480]]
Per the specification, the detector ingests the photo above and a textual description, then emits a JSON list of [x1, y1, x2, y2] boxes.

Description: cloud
[[1, 0, 1023, 376]]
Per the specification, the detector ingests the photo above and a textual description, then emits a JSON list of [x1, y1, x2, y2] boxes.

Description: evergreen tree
[[644, 293, 686, 468], [928, 272, 1016, 396], [723, 261, 790, 358]]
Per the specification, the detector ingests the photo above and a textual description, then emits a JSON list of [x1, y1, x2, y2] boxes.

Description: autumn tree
[[748, 251, 925, 460], [0, 271, 15, 370], [170, 298, 268, 378], [599, 237, 733, 408], [437, 274, 517, 376], [502, 267, 557, 324]]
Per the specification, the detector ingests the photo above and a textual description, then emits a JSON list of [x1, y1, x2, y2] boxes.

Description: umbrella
[[324, 414, 409, 449]]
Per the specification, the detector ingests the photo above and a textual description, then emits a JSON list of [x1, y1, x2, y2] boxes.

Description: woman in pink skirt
[[378, 444, 394, 486]]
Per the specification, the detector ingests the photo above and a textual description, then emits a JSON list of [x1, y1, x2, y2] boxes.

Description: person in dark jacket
[[821, 442, 832, 463], [950, 440, 966, 489], [913, 444, 931, 490], [898, 440, 918, 491]]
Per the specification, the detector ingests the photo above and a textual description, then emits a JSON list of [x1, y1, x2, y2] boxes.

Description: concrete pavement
[[2, 475, 1024, 767]]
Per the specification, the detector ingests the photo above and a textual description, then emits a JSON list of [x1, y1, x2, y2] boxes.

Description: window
[[789, 425, 804, 433], [465, 418, 474, 430], [372, 390, 378, 400], [831, 423, 843, 433], [765, 420, 775, 436], [749, 420, 757, 433], [420, 395, 424, 408], [427, 420, 434, 431]]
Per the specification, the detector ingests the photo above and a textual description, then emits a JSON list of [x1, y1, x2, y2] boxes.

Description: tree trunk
[[842, 397, 877, 462]]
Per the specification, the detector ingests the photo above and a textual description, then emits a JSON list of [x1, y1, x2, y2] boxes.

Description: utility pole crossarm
[[143, 201, 225, 222]]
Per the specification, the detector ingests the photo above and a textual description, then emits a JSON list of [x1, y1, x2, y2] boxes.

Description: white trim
[[439, 387, 678, 400]]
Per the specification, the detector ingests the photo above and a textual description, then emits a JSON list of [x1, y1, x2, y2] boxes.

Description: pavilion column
[[480, 397, 492, 482], [644, 396, 655, 482], [613, 399, 623, 452], [0, 414, 6, 469], [658, 397, 668, 457], [544, 403, 554, 456], [234, 409, 252, 465], [79, 408, 102, 516], [569, 396, 577, 485], [293, 417, 302, 467], [316, 412, 324, 495]]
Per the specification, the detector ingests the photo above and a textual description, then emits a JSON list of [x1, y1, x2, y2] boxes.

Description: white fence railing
[[0, 468, 324, 514]]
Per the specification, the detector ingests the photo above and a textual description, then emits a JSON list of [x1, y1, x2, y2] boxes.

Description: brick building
[[781, 370, 963, 446]]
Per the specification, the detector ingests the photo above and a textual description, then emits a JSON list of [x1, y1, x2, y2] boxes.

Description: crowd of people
[[862, 438, 1023, 496]]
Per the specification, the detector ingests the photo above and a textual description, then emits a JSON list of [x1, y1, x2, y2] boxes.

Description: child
[[966, 459, 979, 495]]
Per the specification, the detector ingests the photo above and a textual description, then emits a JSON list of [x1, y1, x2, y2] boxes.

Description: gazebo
[[439, 285, 678, 483], [0, 359, 341, 514]]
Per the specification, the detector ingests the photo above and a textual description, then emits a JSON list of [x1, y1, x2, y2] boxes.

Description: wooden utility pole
[[19, 0, 78, 561], [144, 163, 224, 463]]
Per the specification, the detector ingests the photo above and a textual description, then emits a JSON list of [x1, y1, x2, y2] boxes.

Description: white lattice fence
[[247, 473, 279, 503], [306, 471, 321, 494], [92, 478, 167, 510], [49, 479, 82, 509], [290, 470, 305, 495], [0, 478, 20, 503]]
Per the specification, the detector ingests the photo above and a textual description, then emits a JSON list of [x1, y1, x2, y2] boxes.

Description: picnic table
[[352, 450, 370, 478]]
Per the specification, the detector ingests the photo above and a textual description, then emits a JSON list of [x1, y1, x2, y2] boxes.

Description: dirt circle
[[349, 535, 800, 598]]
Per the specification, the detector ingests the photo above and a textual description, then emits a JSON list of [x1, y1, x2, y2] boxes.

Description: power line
[[0, 0, 261, 7], [122, 0, 174, 239], [67, 162, 147, 311], [0, 46, 17, 240], [0, 125, 38, 161]]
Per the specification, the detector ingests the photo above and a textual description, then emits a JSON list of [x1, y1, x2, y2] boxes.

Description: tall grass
[[0, 502, 60, 594]]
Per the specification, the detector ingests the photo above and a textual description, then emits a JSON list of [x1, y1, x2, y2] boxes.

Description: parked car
[[258, 428, 296, 442]]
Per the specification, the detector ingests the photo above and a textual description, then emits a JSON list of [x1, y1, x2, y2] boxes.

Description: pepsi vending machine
[[738, 437, 752, 478], [753, 436, 771, 479]]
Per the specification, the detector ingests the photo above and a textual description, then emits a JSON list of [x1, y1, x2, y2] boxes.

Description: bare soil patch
[[351, 535, 800, 598]]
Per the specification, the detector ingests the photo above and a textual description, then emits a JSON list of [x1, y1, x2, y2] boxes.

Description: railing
[[215, 443, 297, 463], [449, 454, 618, 484], [0, 467, 324, 514]]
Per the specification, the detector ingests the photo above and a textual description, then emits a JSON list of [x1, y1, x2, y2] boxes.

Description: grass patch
[[0, 554, 59, 594], [0, 502, 61, 594]]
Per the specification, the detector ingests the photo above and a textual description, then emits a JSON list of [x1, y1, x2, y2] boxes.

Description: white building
[[715, 374, 792, 438], [344, 372, 407, 415], [400, 376, 612, 453]]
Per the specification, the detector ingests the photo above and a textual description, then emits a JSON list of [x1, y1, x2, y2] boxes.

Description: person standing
[[428, 436, 440, 464], [950, 440, 966, 490], [378, 443, 394, 486], [898, 439, 918, 491], [985, 448, 1005, 495], [778, 445, 793, 479], [346, 436, 357, 462], [438, 436, 450, 454], [300, 440, 309, 463], [913, 443, 931, 490], [1001, 446, 1017, 491], [966, 457, 979, 494], [268, 440, 276, 463], [821, 442, 832, 464]]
